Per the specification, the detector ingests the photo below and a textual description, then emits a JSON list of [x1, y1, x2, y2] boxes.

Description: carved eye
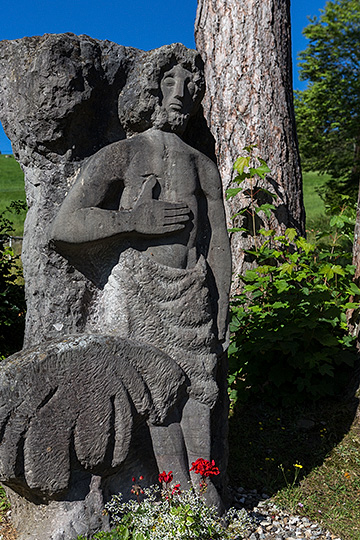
[[163, 77, 175, 87], [187, 81, 196, 96]]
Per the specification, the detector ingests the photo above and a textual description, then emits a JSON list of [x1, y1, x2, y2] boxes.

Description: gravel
[[229, 486, 343, 540]]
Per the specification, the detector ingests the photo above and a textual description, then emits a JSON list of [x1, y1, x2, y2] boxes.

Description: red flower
[[139, 475, 144, 481], [172, 483, 181, 495], [158, 470, 173, 484], [132, 476, 136, 482], [189, 458, 220, 478]]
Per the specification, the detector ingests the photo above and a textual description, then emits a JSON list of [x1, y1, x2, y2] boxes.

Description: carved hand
[[130, 176, 190, 235]]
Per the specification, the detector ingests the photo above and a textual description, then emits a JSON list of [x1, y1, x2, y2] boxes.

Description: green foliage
[[294, 0, 360, 206], [0, 202, 26, 358], [228, 226, 357, 404], [227, 150, 358, 405], [75, 528, 126, 539], [226, 144, 275, 242], [0, 486, 10, 514]]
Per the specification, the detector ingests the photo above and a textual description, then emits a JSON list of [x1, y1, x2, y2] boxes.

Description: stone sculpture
[[0, 34, 231, 540]]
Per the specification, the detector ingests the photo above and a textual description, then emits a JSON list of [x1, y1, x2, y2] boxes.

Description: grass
[[228, 387, 360, 539], [0, 155, 26, 236], [302, 170, 330, 222], [274, 421, 360, 540]]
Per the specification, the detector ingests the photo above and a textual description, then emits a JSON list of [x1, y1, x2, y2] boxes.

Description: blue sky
[[0, 0, 326, 153]]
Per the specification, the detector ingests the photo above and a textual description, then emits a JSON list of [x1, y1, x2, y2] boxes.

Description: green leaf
[[226, 187, 242, 200], [249, 163, 271, 179], [315, 333, 339, 347], [119, 528, 130, 540], [228, 227, 247, 233], [343, 302, 359, 309], [259, 228, 276, 237], [349, 282, 360, 295], [318, 364, 334, 377], [255, 203, 276, 219], [285, 228, 297, 241], [331, 265, 346, 277], [274, 280, 290, 293], [330, 215, 345, 228], [233, 156, 250, 174], [278, 262, 296, 276], [233, 172, 248, 183], [319, 264, 334, 279], [272, 301, 289, 309], [296, 236, 315, 255]]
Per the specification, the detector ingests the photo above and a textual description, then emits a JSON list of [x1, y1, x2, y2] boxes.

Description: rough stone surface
[[0, 34, 231, 538], [0, 34, 216, 349], [1, 334, 185, 539]]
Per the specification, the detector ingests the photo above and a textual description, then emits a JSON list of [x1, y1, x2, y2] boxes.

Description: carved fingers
[[131, 199, 191, 235], [163, 203, 190, 227]]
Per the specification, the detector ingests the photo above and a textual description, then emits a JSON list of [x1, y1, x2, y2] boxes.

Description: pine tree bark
[[195, 0, 305, 286], [348, 183, 360, 340]]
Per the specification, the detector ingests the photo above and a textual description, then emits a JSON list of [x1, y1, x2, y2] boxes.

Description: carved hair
[[118, 43, 205, 135]]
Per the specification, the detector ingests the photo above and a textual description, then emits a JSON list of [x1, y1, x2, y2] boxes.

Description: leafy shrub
[[0, 202, 26, 358], [227, 149, 359, 405]]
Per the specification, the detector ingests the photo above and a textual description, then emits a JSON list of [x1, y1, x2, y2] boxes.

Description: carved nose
[[174, 81, 185, 99]]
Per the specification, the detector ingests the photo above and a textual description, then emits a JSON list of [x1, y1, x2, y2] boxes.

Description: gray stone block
[[0, 34, 231, 537]]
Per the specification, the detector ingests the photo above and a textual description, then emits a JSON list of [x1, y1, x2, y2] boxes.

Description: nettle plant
[[227, 147, 359, 405], [76, 459, 251, 540]]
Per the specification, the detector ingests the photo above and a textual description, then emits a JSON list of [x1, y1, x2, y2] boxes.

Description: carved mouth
[[169, 102, 183, 111]]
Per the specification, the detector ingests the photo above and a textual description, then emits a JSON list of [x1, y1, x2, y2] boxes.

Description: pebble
[[228, 486, 343, 540]]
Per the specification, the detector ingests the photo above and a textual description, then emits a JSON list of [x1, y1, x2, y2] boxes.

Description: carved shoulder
[[196, 152, 223, 202]]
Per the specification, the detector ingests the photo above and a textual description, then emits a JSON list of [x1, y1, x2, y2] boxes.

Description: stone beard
[[152, 105, 190, 134]]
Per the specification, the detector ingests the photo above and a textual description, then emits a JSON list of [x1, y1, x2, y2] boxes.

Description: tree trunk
[[348, 182, 360, 339], [195, 0, 305, 287]]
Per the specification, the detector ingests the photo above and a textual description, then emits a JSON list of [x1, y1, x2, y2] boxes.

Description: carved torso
[[120, 129, 200, 269]]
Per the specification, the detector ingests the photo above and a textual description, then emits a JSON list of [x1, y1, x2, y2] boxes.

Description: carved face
[[159, 65, 198, 131]]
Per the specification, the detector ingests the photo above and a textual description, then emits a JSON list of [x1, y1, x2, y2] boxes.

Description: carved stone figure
[[0, 36, 231, 540]]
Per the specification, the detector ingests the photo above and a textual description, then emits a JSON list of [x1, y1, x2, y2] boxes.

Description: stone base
[[5, 476, 108, 540]]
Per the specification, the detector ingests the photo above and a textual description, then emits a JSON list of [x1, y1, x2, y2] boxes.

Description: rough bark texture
[[348, 185, 360, 339], [195, 0, 305, 284]]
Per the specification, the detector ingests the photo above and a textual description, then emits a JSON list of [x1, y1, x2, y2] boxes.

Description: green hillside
[[302, 170, 329, 223], [0, 154, 26, 236]]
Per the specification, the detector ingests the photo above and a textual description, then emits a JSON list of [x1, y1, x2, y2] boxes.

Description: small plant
[[0, 486, 10, 514], [279, 462, 304, 488], [226, 144, 274, 250], [76, 460, 252, 539]]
